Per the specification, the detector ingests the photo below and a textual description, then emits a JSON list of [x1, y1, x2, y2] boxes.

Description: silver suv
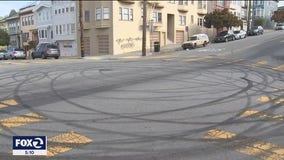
[[31, 43, 60, 59]]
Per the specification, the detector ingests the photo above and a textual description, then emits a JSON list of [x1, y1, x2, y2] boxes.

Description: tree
[[253, 17, 266, 26], [28, 40, 37, 49], [204, 8, 242, 33], [0, 29, 9, 46], [271, 10, 284, 23]]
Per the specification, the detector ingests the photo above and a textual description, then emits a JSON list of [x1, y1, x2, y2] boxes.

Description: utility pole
[[247, 0, 252, 32], [142, 0, 147, 56], [79, 0, 84, 57]]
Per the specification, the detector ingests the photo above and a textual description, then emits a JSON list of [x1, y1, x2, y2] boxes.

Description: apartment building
[[252, 0, 278, 28], [33, 1, 53, 44], [79, 0, 207, 56], [207, 0, 230, 12], [52, 0, 77, 57], [19, 5, 37, 49], [5, 13, 21, 48]]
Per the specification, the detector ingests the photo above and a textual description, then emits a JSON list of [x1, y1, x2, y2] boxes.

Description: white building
[[51, 0, 78, 57], [33, 1, 53, 45]]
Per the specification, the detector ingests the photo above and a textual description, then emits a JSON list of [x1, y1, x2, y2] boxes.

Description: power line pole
[[142, 0, 147, 56], [79, 0, 84, 57], [247, 0, 252, 32]]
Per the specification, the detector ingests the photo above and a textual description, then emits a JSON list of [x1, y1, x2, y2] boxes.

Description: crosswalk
[[0, 99, 92, 157]]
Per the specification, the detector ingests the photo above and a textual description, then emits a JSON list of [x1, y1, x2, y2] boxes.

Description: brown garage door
[[176, 30, 184, 44], [97, 35, 109, 55]]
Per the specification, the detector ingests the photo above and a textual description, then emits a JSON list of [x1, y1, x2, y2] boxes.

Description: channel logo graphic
[[13, 136, 47, 155]]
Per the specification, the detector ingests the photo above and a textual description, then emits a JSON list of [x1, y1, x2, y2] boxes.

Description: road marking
[[273, 65, 284, 71], [0, 113, 44, 128], [257, 96, 284, 105], [257, 96, 271, 102], [240, 109, 284, 121], [0, 99, 18, 109], [248, 61, 268, 67], [203, 129, 284, 160], [47, 132, 92, 157]]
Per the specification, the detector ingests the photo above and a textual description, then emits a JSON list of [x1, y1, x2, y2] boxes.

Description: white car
[[275, 23, 284, 30], [181, 33, 209, 49], [233, 30, 247, 40], [0, 50, 7, 60]]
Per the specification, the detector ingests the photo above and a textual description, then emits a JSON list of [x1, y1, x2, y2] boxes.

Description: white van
[[181, 33, 209, 49]]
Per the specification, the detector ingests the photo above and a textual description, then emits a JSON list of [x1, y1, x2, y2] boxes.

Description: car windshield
[[15, 49, 24, 51], [0, 50, 7, 52], [218, 31, 228, 36], [252, 26, 258, 29], [189, 36, 197, 40], [48, 44, 58, 49], [277, 24, 284, 26], [234, 31, 240, 34]]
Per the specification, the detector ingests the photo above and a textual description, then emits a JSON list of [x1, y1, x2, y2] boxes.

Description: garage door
[[176, 30, 184, 44], [150, 31, 160, 47], [97, 35, 109, 55]]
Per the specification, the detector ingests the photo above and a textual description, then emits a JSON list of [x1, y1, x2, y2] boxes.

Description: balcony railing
[[177, 5, 189, 12], [95, 20, 111, 28], [117, 0, 135, 4]]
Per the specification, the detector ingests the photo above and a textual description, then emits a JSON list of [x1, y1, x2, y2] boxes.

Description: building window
[[191, 0, 194, 4], [67, 24, 70, 34], [178, 0, 188, 5], [66, 7, 69, 12], [71, 23, 75, 33], [96, 7, 101, 20], [56, 25, 58, 35], [191, 15, 194, 24], [58, 9, 61, 14], [179, 15, 186, 25], [152, 12, 162, 23], [198, 0, 202, 9], [85, 10, 90, 22], [198, 18, 203, 26], [59, 25, 62, 35], [103, 7, 110, 19], [62, 8, 65, 13], [70, 7, 75, 12], [217, 0, 224, 7], [55, 10, 57, 15], [119, 7, 133, 21], [168, 0, 175, 3]]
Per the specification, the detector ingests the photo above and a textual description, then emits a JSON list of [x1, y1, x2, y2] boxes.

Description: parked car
[[0, 50, 7, 60], [7, 48, 26, 59], [275, 23, 284, 30], [181, 33, 209, 49], [247, 26, 263, 36], [31, 43, 60, 59], [233, 30, 247, 40], [214, 31, 236, 43], [2, 49, 14, 60]]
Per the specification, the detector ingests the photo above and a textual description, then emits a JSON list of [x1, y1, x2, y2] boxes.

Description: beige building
[[78, 0, 208, 56], [19, 5, 38, 49]]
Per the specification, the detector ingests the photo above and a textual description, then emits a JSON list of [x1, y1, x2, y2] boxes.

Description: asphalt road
[[0, 30, 284, 160]]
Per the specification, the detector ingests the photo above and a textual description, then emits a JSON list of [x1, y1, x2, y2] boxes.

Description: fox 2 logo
[[13, 136, 46, 150]]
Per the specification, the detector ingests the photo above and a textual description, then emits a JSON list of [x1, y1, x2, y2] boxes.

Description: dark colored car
[[214, 31, 236, 43], [31, 43, 60, 59], [247, 26, 263, 36]]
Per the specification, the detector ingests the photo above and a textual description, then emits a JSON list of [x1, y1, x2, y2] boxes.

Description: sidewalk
[[70, 29, 276, 60]]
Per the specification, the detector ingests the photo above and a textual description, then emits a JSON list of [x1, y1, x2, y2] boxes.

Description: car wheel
[[41, 53, 46, 59], [203, 42, 207, 47], [55, 56, 59, 59], [193, 43, 197, 49]]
